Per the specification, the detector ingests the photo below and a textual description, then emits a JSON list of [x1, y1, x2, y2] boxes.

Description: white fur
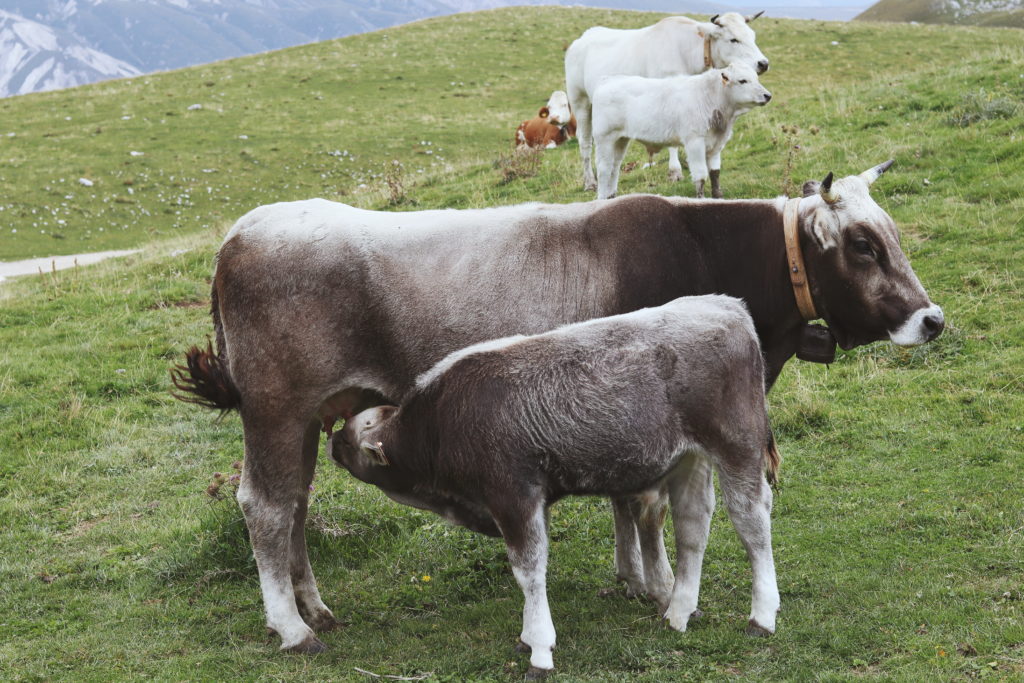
[[890, 304, 945, 346], [565, 12, 768, 190], [544, 90, 572, 126], [592, 64, 771, 199]]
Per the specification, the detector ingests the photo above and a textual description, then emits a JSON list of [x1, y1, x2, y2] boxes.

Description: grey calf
[[329, 295, 781, 677]]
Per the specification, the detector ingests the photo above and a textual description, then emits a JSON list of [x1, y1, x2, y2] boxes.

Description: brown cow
[[173, 162, 943, 654], [514, 90, 577, 149]]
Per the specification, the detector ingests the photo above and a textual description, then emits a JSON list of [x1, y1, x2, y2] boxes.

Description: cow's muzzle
[[889, 304, 945, 346]]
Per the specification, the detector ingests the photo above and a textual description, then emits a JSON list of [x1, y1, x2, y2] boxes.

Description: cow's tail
[[170, 282, 241, 414], [764, 429, 781, 488]]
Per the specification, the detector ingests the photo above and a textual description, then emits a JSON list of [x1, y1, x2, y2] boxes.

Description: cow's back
[[213, 196, 682, 404]]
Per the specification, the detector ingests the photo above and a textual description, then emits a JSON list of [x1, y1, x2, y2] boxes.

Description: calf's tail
[[170, 284, 241, 413], [764, 430, 781, 488]]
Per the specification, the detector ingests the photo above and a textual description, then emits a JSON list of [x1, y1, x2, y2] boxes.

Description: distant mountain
[[0, 9, 139, 96], [0, 0, 868, 98], [855, 0, 1024, 28]]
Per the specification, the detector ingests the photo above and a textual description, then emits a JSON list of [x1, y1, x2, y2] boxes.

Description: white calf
[[592, 63, 771, 200]]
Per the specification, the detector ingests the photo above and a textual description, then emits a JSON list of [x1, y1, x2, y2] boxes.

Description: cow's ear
[[721, 71, 730, 84], [538, 106, 550, 119], [809, 210, 840, 251], [801, 180, 820, 197], [360, 440, 390, 466]]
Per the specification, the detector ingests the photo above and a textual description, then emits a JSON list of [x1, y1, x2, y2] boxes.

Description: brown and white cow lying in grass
[[329, 295, 780, 678], [592, 63, 771, 199], [514, 90, 577, 149]]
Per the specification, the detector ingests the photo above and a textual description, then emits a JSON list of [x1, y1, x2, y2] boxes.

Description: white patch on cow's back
[[415, 334, 530, 391]]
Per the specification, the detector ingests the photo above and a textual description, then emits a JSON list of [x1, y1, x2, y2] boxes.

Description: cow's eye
[[738, 79, 748, 84], [730, 38, 740, 43], [852, 239, 875, 257]]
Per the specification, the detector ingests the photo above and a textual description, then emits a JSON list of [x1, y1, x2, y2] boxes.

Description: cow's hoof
[[584, 182, 597, 192], [691, 608, 704, 621], [286, 635, 328, 654], [668, 171, 684, 183], [526, 666, 553, 680], [514, 639, 532, 654], [712, 190, 724, 199], [745, 619, 774, 638]]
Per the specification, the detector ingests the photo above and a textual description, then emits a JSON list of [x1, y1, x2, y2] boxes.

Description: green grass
[[2, 7, 1023, 681]]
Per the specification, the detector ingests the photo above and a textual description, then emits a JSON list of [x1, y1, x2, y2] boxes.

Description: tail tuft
[[170, 339, 241, 413], [765, 431, 781, 488]]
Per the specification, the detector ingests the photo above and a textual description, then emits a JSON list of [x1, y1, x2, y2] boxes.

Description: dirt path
[[0, 250, 140, 283]]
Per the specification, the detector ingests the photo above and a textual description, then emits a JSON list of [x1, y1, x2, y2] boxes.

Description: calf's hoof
[[668, 170, 684, 182], [526, 666, 553, 680], [285, 634, 328, 654], [308, 613, 343, 633], [745, 619, 774, 638], [712, 189, 724, 199], [514, 639, 532, 654]]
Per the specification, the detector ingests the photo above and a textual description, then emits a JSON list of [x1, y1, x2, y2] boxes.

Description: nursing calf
[[329, 295, 781, 677], [593, 63, 771, 199]]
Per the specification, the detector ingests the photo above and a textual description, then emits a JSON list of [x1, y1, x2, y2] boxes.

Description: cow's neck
[[654, 199, 806, 390]]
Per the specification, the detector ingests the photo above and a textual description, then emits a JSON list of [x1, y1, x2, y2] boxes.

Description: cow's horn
[[709, 13, 722, 25], [746, 10, 765, 22], [820, 172, 839, 203], [859, 159, 895, 186]]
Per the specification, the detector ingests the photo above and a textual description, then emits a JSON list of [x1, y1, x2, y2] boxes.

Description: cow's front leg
[[237, 414, 324, 653], [684, 139, 709, 198], [596, 137, 629, 200], [500, 500, 556, 678], [291, 420, 341, 633], [666, 147, 684, 182], [663, 451, 715, 631]]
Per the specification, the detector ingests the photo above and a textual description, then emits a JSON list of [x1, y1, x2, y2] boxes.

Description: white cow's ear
[[809, 210, 840, 251], [721, 71, 730, 84], [697, 22, 720, 37], [360, 440, 390, 466]]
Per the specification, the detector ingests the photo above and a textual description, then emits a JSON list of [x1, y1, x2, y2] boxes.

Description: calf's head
[[702, 11, 769, 74], [800, 161, 945, 349], [720, 63, 772, 109], [328, 405, 501, 537]]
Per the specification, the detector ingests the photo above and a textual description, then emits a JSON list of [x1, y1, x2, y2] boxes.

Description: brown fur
[[515, 107, 577, 149]]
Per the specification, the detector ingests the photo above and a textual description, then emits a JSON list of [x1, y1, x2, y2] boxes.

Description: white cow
[[565, 11, 768, 191], [593, 63, 772, 200]]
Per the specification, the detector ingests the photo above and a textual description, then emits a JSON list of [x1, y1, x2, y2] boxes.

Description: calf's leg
[[634, 488, 674, 612], [663, 451, 716, 631], [497, 501, 556, 676], [718, 466, 779, 635], [683, 139, 709, 198], [667, 147, 684, 182], [236, 412, 324, 653], [611, 497, 644, 598]]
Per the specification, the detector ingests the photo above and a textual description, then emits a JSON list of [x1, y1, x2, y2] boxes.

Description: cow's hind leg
[[611, 496, 644, 598], [291, 420, 341, 633], [663, 451, 715, 631], [634, 488, 674, 612], [237, 413, 324, 653], [717, 461, 779, 635], [498, 499, 556, 677]]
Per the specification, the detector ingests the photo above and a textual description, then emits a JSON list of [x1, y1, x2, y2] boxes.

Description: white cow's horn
[[820, 172, 839, 203], [746, 10, 765, 22], [859, 159, 895, 186], [709, 13, 722, 25]]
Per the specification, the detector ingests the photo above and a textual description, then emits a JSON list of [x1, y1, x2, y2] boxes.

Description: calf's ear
[[538, 106, 550, 119], [360, 440, 390, 466]]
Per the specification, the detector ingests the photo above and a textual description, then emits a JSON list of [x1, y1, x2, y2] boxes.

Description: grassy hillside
[[856, 0, 1024, 28], [2, 6, 1023, 681]]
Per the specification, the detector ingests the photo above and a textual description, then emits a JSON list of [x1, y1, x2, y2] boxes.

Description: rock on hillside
[[855, 0, 1024, 28], [0, 9, 139, 97]]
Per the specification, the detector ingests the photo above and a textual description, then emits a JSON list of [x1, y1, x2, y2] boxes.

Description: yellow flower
[[422, 575, 431, 582]]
